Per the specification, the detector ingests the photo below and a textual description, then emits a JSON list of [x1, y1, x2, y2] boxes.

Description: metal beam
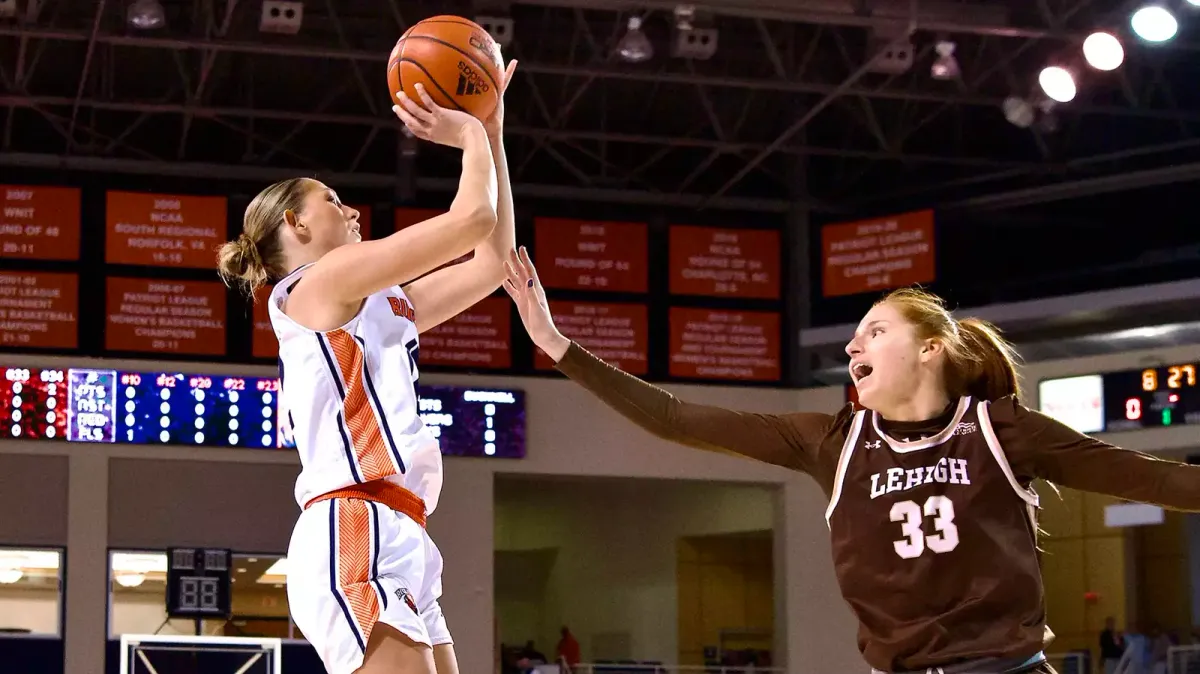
[[513, 0, 1200, 48], [799, 278, 1200, 348], [858, 135, 1200, 206], [513, 0, 1023, 37], [939, 159, 1200, 212], [66, 0, 106, 150], [0, 94, 1039, 171], [3, 27, 1199, 123], [0, 151, 794, 212], [705, 22, 916, 205]]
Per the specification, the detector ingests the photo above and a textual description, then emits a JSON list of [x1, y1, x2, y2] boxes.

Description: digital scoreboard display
[[1101, 364, 1200, 432], [166, 547, 232, 619], [1039, 362, 1200, 434], [277, 384, 526, 459], [418, 385, 525, 458], [1, 362, 526, 457], [3, 367, 68, 440], [118, 372, 281, 448]]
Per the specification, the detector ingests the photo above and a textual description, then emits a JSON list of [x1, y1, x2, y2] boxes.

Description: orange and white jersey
[[268, 263, 443, 515]]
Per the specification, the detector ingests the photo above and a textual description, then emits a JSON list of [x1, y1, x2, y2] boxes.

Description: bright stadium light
[[1039, 66, 1077, 103], [1083, 32, 1124, 70], [1131, 5, 1178, 42]]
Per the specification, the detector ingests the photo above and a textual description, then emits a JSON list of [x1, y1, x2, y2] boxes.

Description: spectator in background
[[556, 626, 581, 669], [522, 640, 547, 666], [1100, 617, 1125, 674]]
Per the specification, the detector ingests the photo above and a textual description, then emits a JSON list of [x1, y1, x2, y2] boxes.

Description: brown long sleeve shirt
[[554, 341, 1200, 672]]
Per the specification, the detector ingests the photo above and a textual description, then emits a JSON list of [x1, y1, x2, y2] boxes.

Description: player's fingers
[[392, 105, 423, 131], [501, 278, 519, 302], [503, 259, 522, 287], [413, 84, 441, 117], [399, 91, 435, 123], [509, 248, 531, 285], [501, 60, 518, 93], [518, 245, 541, 286]]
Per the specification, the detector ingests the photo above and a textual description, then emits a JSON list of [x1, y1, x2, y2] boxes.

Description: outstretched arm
[[503, 247, 834, 472], [292, 89, 495, 331], [993, 397, 1200, 510], [403, 62, 519, 333]]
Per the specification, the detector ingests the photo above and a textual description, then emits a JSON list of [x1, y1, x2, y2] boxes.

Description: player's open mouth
[[851, 362, 873, 384]]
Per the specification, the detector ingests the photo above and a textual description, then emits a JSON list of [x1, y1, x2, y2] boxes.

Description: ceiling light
[[115, 572, 146, 588], [930, 41, 960, 80], [616, 16, 654, 63], [1083, 32, 1124, 71], [1131, 6, 1178, 42], [1002, 96, 1035, 128], [127, 0, 166, 30], [111, 552, 167, 574], [1038, 66, 1077, 103]]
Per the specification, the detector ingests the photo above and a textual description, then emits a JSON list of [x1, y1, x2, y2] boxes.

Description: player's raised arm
[[992, 396, 1200, 509], [401, 61, 519, 334], [502, 247, 831, 472], [289, 85, 498, 327]]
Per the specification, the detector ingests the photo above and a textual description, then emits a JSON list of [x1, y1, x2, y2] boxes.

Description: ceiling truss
[[1, 0, 1198, 211]]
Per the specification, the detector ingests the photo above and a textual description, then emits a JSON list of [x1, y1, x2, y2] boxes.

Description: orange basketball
[[387, 16, 504, 122]]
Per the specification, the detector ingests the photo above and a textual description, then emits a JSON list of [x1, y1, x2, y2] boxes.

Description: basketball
[[387, 16, 505, 122]]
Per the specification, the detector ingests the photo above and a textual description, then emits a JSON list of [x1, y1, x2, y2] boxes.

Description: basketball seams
[[385, 16, 502, 120], [400, 35, 502, 92], [397, 58, 470, 114]]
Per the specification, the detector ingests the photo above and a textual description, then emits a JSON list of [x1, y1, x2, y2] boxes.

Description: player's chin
[[854, 378, 878, 408]]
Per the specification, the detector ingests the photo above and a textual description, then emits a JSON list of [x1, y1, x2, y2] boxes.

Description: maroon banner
[[668, 307, 781, 382], [533, 301, 648, 374], [534, 218, 649, 292], [419, 297, 511, 369]]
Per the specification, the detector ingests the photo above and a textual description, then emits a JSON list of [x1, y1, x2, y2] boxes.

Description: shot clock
[[1039, 362, 1200, 434], [166, 547, 232, 619]]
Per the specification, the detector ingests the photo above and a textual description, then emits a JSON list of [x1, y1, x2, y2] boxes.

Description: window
[[108, 551, 296, 639], [0, 547, 64, 637]]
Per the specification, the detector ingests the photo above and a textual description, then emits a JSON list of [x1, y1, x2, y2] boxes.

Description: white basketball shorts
[[286, 497, 452, 674]]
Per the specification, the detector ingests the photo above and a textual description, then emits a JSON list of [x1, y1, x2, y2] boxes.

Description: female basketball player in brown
[[217, 63, 517, 674], [502, 248, 1200, 674]]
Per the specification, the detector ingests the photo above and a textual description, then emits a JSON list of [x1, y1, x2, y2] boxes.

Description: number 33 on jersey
[[825, 397, 1042, 603]]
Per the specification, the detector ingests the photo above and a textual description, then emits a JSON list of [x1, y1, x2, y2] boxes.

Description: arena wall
[[1, 343, 1199, 674]]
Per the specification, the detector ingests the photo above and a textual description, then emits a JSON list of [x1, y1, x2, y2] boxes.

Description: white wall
[[493, 477, 774, 663], [0, 585, 60, 634], [2, 343, 1198, 674]]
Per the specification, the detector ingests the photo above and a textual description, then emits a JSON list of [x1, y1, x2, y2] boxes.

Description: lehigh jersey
[[269, 264, 443, 514], [825, 397, 1044, 672]]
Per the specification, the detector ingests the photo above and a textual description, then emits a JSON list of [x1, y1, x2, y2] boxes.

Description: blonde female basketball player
[[217, 62, 517, 674], [503, 249, 1200, 674]]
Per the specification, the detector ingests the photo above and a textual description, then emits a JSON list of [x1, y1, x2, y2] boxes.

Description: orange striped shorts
[[285, 481, 449, 674]]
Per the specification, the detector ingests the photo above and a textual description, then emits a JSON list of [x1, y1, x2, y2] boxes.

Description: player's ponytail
[[954, 317, 1022, 402], [879, 287, 1022, 403], [216, 234, 272, 298], [216, 177, 311, 299]]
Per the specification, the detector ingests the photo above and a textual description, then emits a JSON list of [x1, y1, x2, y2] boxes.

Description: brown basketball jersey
[[826, 397, 1046, 672]]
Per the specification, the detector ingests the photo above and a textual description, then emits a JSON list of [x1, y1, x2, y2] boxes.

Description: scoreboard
[[1038, 361, 1200, 434], [118, 372, 281, 448], [2, 364, 526, 458]]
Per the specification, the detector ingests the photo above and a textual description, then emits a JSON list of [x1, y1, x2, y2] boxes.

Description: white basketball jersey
[[268, 263, 443, 515]]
